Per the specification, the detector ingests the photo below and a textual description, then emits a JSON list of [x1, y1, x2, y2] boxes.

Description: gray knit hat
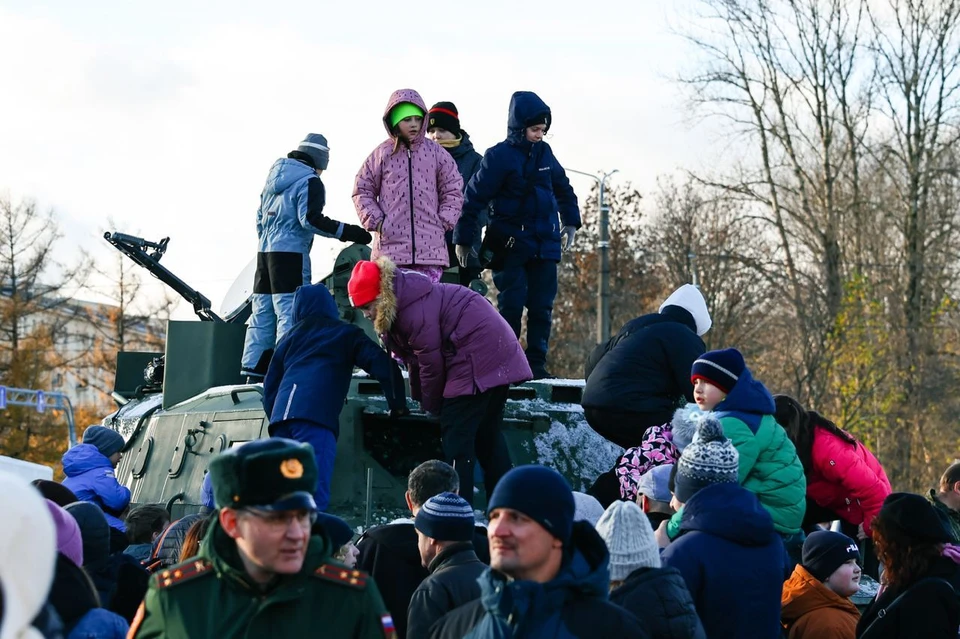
[[595, 500, 661, 581], [297, 133, 329, 170], [573, 492, 605, 526], [674, 415, 739, 503]]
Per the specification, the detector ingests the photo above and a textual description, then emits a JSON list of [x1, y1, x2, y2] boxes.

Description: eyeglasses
[[240, 508, 317, 531]]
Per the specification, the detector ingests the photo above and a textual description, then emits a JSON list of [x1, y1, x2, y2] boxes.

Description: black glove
[[341, 224, 373, 245]]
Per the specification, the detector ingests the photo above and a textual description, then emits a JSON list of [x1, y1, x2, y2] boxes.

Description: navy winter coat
[[447, 131, 486, 255], [661, 482, 786, 639], [61, 444, 131, 532], [454, 91, 580, 263], [263, 283, 405, 435], [429, 522, 648, 639], [582, 306, 705, 415], [610, 566, 706, 639]]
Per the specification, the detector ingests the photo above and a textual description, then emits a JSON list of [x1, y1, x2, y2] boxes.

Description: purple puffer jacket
[[372, 258, 531, 413], [353, 89, 464, 267]]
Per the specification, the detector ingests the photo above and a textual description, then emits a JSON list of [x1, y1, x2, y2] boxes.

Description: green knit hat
[[389, 102, 424, 128]]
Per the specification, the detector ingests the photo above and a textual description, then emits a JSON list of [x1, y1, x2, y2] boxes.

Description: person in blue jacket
[[241, 133, 374, 382], [61, 426, 131, 539], [660, 417, 786, 639], [262, 282, 407, 510], [453, 91, 580, 378]]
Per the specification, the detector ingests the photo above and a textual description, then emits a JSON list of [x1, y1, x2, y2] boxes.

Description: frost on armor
[[529, 413, 623, 491]]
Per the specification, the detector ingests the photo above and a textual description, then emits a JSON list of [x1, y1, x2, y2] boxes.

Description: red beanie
[[348, 261, 382, 307]]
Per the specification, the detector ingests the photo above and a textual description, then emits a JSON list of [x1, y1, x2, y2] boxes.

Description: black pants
[[584, 406, 674, 450], [803, 498, 880, 580], [440, 385, 513, 507]]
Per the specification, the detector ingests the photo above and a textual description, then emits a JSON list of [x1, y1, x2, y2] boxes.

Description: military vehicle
[[100, 232, 614, 527]]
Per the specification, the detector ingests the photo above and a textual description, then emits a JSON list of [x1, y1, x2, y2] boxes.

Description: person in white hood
[[582, 284, 711, 506], [0, 471, 57, 639]]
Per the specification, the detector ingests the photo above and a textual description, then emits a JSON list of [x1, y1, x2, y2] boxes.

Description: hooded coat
[[262, 283, 405, 434], [429, 522, 648, 639], [610, 566, 707, 639], [48, 554, 128, 639], [354, 89, 464, 267], [614, 404, 701, 501], [256, 156, 342, 257], [781, 564, 859, 639], [61, 444, 131, 532], [454, 92, 580, 264], [668, 369, 806, 538], [372, 257, 532, 414], [445, 131, 486, 256], [583, 298, 708, 416], [661, 482, 787, 639]]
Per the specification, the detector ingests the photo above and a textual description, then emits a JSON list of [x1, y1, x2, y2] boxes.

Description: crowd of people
[[4, 88, 960, 638]]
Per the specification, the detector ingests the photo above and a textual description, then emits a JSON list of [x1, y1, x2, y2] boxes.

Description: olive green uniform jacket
[[131, 522, 394, 639]]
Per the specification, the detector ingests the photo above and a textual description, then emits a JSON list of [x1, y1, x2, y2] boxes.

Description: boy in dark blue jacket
[[263, 283, 407, 510], [660, 416, 786, 639], [453, 91, 580, 378]]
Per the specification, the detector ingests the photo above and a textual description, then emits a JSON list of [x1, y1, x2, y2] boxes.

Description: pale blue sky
[[0, 0, 722, 316]]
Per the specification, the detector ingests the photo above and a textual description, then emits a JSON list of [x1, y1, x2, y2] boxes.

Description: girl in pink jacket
[[775, 394, 891, 579], [353, 89, 464, 282]]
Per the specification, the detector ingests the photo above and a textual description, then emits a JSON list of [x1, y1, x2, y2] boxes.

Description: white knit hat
[[595, 500, 661, 581], [573, 492, 605, 526]]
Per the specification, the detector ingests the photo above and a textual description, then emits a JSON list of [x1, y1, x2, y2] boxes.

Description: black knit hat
[[880, 492, 953, 543], [427, 102, 461, 137], [802, 530, 861, 581]]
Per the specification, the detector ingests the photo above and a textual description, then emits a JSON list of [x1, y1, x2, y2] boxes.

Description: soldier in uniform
[[129, 438, 396, 638]]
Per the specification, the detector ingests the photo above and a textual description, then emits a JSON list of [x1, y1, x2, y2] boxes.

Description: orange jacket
[[781, 564, 859, 639]]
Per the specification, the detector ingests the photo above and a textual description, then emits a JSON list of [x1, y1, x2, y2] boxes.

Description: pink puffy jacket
[[353, 89, 463, 267], [806, 426, 891, 535]]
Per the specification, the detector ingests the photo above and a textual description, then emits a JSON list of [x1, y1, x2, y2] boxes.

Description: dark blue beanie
[[487, 465, 574, 543], [415, 492, 475, 542], [81, 426, 124, 458], [315, 512, 354, 548], [691, 348, 746, 394]]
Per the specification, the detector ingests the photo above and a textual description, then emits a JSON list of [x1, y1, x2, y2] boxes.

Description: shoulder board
[[155, 558, 214, 589], [313, 563, 369, 590]]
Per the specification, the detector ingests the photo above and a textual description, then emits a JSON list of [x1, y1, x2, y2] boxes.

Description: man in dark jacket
[[453, 91, 580, 379], [427, 101, 486, 287], [263, 282, 407, 510], [357, 460, 489, 639], [660, 419, 786, 639], [430, 465, 647, 639], [583, 283, 712, 448], [407, 493, 485, 639]]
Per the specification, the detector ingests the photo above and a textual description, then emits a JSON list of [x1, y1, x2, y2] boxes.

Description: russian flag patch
[[381, 613, 397, 639]]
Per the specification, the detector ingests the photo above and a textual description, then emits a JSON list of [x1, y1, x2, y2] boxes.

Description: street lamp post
[[567, 168, 619, 344]]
